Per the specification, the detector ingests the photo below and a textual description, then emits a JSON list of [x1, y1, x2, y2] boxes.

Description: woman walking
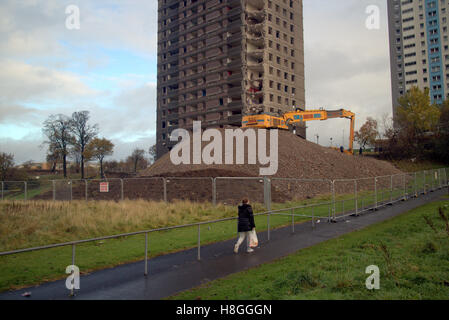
[[234, 198, 256, 253]]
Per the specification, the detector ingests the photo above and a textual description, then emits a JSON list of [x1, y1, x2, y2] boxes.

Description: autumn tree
[[390, 87, 441, 158], [70, 111, 99, 179], [396, 87, 440, 135], [0, 152, 14, 181], [42, 114, 74, 178], [355, 117, 379, 149], [85, 138, 114, 178]]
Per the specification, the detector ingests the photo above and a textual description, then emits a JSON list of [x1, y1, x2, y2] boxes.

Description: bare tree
[[128, 148, 146, 173], [70, 111, 99, 179], [148, 144, 157, 164], [46, 143, 62, 173], [42, 114, 74, 178], [0, 152, 14, 181]]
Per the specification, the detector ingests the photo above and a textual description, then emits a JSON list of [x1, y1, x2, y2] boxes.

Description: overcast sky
[[0, 0, 391, 164]]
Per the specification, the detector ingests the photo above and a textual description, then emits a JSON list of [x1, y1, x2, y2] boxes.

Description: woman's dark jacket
[[237, 204, 256, 232]]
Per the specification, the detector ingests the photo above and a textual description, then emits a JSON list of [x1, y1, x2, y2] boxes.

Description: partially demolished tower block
[[156, 0, 306, 159]]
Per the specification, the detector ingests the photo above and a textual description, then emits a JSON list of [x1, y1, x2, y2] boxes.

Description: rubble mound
[[141, 129, 402, 203], [143, 129, 401, 180]]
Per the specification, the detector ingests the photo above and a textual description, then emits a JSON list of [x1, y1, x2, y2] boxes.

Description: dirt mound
[[143, 129, 401, 180], [139, 129, 403, 204]]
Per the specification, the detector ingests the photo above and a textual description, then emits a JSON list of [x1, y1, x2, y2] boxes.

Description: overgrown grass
[[390, 160, 448, 172], [170, 200, 449, 300], [0, 199, 305, 292]]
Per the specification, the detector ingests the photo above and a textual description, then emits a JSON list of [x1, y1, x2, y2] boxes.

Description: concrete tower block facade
[[156, 0, 305, 159], [388, 0, 449, 118]]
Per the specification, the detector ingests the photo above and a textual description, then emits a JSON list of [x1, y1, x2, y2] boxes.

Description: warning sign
[[100, 182, 109, 193]]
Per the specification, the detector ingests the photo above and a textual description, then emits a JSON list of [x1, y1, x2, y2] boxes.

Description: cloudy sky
[[0, 0, 391, 164]]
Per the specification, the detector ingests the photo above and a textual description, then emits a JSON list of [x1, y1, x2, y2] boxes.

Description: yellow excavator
[[242, 108, 356, 155]]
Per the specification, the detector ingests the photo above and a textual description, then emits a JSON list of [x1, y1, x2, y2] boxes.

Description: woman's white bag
[[249, 229, 258, 248]]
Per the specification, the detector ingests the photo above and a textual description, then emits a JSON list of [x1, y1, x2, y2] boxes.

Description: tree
[[42, 114, 74, 178], [396, 87, 440, 135], [355, 117, 379, 149], [148, 144, 157, 164], [0, 152, 14, 181], [84, 138, 114, 178], [128, 148, 146, 173], [46, 143, 62, 173], [70, 111, 99, 179]]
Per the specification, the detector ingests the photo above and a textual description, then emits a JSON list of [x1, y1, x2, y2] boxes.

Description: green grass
[[0, 200, 307, 292], [390, 160, 448, 172], [0, 170, 447, 293], [169, 200, 449, 300]]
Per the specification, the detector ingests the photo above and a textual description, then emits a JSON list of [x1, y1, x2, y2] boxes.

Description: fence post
[[423, 171, 426, 194], [439, 168, 442, 189], [354, 180, 358, 216], [312, 206, 315, 228], [197, 224, 201, 261], [291, 208, 295, 233], [24, 182, 27, 201], [85, 180, 88, 202], [264, 177, 271, 211], [374, 177, 378, 210], [414, 172, 417, 197], [390, 175, 393, 203], [144, 232, 148, 276], [121, 179, 124, 201], [212, 178, 216, 206], [70, 180, 73, 202], [1, 181, 3, 201], [403, 174, 406, 200], [267, 213, 271, 241], [163, 178, 167, 202], [52, 180, 55, 201], [331, 180, 336, 220]]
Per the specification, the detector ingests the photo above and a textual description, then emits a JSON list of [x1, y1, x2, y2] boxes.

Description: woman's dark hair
[[242, 198, 249, 204]]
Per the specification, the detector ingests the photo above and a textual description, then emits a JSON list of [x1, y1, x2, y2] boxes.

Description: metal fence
[[0, 168, 448, 296], [1, 168, 448, 209]]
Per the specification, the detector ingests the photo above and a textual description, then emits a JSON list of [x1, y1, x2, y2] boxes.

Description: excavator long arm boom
[[242, 108, 356, 154]]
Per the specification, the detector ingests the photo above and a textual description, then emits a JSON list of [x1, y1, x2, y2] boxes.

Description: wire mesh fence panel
[[216, 177, 264, 206], [166, 177, 213, 203], [2, 182, 26, 200], [123, 178, 164, 201], [429, 169, 440, 191], [374, 176, 392, 206], [87, 179, 122, 201], [271, 179, 332, 204], [25, 180, 52, 200], [71, 180, 87, 201], [391, 174, 405, 202], [333, 179, 357, 217], [54, 180, 72, 201], [355, 177, 376, 213], [405, 173, 418, 198]]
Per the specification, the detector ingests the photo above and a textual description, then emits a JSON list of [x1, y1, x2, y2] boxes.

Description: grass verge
[[170, 200, 449, 300]]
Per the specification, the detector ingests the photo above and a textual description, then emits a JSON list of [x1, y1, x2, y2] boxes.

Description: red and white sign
[[100, 182, 109, 193]]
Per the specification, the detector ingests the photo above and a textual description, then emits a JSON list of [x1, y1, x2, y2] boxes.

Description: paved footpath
[[1, 189, 447, 300]]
